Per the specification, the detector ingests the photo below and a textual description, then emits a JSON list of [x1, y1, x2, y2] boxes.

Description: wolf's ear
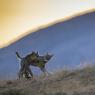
[[15, 51, 19, 55], [36, 51, 39, 55], [51, 54, 54, 57]]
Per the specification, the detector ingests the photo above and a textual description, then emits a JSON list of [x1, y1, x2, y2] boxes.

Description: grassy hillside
[[0, 66, 95, 95]]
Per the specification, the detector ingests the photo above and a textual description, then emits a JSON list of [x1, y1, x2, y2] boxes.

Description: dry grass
[[0, 66, 95, 95]]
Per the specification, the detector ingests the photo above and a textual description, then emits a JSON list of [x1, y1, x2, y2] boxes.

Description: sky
[[0, 0, 95, 48], [0, 12, 95, 79]]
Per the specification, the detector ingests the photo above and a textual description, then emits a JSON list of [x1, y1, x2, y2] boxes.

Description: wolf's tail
[[16, 52, 23, 60]]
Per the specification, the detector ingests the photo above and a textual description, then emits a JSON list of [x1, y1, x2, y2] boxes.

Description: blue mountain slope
[[0, 12, 95, 79]]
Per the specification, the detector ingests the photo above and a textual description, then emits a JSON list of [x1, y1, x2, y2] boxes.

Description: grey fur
[[16, 51, 53, 79]]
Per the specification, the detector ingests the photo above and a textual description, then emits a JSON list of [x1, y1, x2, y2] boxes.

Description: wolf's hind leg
[[18, 68, 24, 79]]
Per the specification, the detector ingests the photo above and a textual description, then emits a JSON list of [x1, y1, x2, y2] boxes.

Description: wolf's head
[[44, 53, 53, 63], [27, 51, 39, 60]]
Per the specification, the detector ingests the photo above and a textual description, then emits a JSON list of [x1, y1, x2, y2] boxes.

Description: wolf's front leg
[[40, 67, 48, 76], [27, 67, 33, 78], [41, 67, 53, 77]]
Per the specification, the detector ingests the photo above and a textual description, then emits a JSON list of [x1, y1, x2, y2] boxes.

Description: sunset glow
[[0, 0, 95, 48]]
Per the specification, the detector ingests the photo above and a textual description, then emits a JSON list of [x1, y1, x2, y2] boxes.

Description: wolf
[[16, 51, 53, 79]]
